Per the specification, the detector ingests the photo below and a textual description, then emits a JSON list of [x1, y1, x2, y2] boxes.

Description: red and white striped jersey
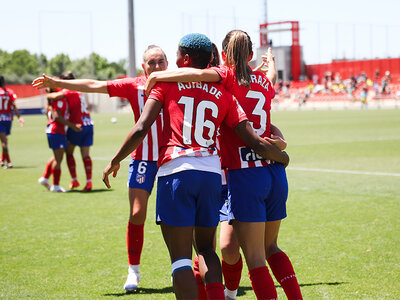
[[46, 98, 68, 135], [0, 87, 17, 121], [148, 81, 247, 168], [212, 66, 275, 170], [62, 89, 93, 126], [107, 76, 162, 161]]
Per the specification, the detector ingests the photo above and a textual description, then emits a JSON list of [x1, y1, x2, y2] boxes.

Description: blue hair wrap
[[179, 33, 212, 52]]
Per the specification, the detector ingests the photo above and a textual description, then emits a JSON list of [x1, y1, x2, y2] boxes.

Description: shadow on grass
[[104, 286, 174, 297], [237, 281, 347, 296], [67, 188, 113, 194], [4, 166, 36, 169]]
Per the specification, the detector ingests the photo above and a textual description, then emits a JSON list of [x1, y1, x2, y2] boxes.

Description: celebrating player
[[0, 75, 24, 169], [38, 85, 82, 192], [144, 30, 302, 300], [102, 33, 289, 300], [32, 45, 168, 291]]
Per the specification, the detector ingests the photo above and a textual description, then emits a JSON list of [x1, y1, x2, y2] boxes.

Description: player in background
[[144, 30, 302, 300], [38, 85, 82, 192], [0, 75, 24, 169], [57, 71, 95, 192], [102, 33, 289, 300], [32, 45, 168, 291]]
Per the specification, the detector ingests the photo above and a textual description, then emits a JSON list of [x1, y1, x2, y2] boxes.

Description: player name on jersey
[[250, 74, 271, 91], [177, 82, 223, 99]]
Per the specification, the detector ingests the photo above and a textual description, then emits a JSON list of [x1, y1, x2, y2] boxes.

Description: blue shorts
[[0, 121, 12, 135], [219, 184, 229, 222], [127, 159, 158, 194], [47, 133, 67, 150], [156, 170, 221, 227], [227, 163, 288, 222], [67, 125, 93, 147]]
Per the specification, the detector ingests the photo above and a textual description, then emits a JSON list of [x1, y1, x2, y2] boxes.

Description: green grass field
[[1, 109, 399, 299]]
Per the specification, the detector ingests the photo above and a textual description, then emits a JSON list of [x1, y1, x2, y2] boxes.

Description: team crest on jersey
[[136, 174, 145, 184]]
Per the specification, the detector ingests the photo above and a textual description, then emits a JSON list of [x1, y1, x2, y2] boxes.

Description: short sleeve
[[223, 95, 247, 129]]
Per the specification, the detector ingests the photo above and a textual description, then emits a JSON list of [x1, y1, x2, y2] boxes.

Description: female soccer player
[[144, 30, 302, 300], [102, 33, 289, 300], [32, 45, 168, 291], [0, 75, 24, 168]]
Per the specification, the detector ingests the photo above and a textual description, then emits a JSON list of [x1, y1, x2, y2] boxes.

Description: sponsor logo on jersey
[[239, 147, 263, 162]]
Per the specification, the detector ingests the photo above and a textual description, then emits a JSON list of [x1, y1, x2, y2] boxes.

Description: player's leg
[[80, 145, 92, 191], [220, 220, 242, 300], [0, 131, 9, 168], [38, 157, 54, 189], [50, 147, 66, 192], [123, 159, 157, 291], [265, 163, 302, 300], [66, 142, 79, 189], [161, 224, 197, 299]]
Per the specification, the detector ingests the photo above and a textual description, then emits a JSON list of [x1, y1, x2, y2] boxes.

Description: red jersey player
[[0, 75, 24, 168], [38, 86, 81, 192], [32, 45, 168, 291], [102, 33, 289, 300], [143, 31, 302, 300]]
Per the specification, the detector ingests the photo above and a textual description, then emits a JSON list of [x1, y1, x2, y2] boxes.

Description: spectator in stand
[[382, 71, 391, 94], [0, 75, 24, 169]]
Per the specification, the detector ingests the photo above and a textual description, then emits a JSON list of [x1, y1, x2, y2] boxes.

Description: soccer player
[[0, 75, 24, 169], [32, 45, 168, 291], [144, 30, 302, 300], [102, 33, 289, 300], [38, 87, 82, 192], [58, 71, 94, 192]]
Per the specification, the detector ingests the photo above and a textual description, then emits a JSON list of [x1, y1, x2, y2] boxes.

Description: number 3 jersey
[[148, 80, 247, 175], [212, 66, 275, 170], [107, 76, 162, 161]]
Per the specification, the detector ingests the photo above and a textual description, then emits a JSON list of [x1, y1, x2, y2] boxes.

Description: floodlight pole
[[128, 0, 137, 77]]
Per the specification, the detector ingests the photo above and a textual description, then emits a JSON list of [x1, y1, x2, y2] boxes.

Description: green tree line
[[0, 49, 128, 84]]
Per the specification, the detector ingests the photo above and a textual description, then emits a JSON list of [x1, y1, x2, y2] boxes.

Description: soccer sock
[[205, 282, 225, 300], [43, 161, 53, 178], [193, 255, 207, 300], [3, 153, 10, 163], [222, 255, 243, 292], [83, 156, 92, 181], [127, 222, 144, 265], [66, 154, 77, 179], [267, 251, 303, 300], [52, 168, 61, 186], [249, 266, 277, 300]]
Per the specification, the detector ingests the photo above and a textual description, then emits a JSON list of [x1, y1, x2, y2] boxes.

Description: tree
[[47, 53, 72, 76]]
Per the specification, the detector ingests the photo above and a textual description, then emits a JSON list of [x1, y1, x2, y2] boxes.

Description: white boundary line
[[288, 167, 400, 177]]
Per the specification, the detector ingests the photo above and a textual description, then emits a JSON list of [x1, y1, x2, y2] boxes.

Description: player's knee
[[221, 243, 240, 263], [265, 243, 281, 258], [171, 258, 192, 277]]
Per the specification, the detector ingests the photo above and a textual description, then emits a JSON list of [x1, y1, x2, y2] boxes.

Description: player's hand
[[32, 74, 56, 89], [144, 73, 156, 97], [18, 117, 24, 127], [281, 151, 290, 168], [102, 161, 120, 188], [72, 124, 82, 132], [264, 134, 287, 150]]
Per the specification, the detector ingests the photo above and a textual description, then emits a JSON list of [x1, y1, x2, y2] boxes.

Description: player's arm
[[32, 74, 108, 93], [52, 107, 81, 132], [234, 120, 289, 167], [265, 123, 287, 150], [102, 98, 163, 188], [253, 48, 276, 85], [10, 102, 24, 127], [145, 68, 221, 96]]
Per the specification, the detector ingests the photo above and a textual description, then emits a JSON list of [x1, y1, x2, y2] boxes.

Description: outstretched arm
[[102, 98, 163, 188], [145, 68, 221, 96], [32, 74, 108, 93], [234, 120, 289, 167]]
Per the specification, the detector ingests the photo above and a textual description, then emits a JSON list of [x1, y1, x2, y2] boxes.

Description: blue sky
[[2, 0, 400, 70]]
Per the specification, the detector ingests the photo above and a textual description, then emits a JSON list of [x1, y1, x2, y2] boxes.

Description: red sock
[[3, 153, 10, 163], [66, 154, 77, 179], [127, 222, 144, 265], [249, 266, 277, 300], [43, 161, 53, 178], [267, 252, 302, 300], [193, 255, 207, 300], [222, 255, 243, 291], [205, 282, 225, 300], [83, 156, 92, 181], [52, 168, 61, 185]]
